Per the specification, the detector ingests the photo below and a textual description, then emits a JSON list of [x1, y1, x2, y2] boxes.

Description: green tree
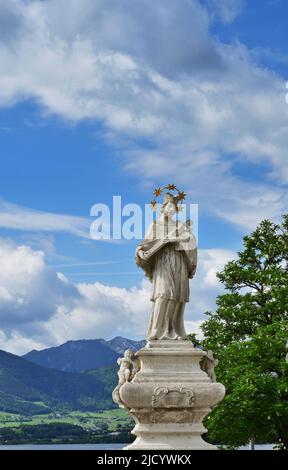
[[202, 217, 288, 449], [186, 333, 202, 348]]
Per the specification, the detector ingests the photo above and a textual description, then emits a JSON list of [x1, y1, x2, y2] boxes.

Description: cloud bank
[[0, 199, 90, 238], [0, 240, 234, 354], [0, 0, 286, 229]]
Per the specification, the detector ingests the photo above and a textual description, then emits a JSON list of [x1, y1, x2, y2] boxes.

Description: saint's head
[[161, 192, 179, 218]]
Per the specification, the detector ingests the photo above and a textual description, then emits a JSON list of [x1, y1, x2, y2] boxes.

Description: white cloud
[[38, 247, 233, 348], [43, 280, 152, 346], [0, 240, 235, 354], [205, 0, 245, 23], [0, 331, 44, 356], [0, 199, 90, 238], [0, 239, 80, 333], [0, 1, 287, 229], [186, 248, 235, 318], [185, 320, 205, 340]]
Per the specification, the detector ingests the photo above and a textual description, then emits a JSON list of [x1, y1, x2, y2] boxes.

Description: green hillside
[[87, 364, 118, 394], [0, 349, 116, 415]]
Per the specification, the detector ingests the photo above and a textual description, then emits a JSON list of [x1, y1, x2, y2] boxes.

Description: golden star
[[178, 191, 186, 201], [151, 200, 157, 211], [167, 184, 177, 191], [154, 187, 162, 197]]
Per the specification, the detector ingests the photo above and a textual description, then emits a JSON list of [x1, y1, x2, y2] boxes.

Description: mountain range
[[0, 349, 116, 415], [0, 337, 145, 415], [23, 336, 146, 372]]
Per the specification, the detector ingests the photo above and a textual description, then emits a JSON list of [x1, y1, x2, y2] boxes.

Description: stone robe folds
[[136, 218, 197, 340]]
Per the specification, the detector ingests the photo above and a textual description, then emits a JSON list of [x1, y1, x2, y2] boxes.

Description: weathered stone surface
[[114, 340, 225, 450], [112, 190, 225, 449]]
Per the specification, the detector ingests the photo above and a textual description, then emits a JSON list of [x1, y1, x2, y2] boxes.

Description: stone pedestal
[[116, 340, 225, 450]]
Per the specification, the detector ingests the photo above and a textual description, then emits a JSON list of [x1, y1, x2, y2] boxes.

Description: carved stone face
[[124, 349, 133, 359], [161, 201, 177, 218]]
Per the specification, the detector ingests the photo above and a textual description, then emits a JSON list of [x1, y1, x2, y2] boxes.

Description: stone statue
[[202, 350, 218, 383], [117, 349, 139, 384], [112, 349, 140, 407], [112, 186, 225, 450], [136, 192, 197, 341]]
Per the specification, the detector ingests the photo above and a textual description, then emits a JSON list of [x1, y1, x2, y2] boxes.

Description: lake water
[[0, 444, 124, 450], [0, 444, 273, 450]]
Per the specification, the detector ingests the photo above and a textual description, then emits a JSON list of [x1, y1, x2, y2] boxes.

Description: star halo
[[150, 184, 186, 212]]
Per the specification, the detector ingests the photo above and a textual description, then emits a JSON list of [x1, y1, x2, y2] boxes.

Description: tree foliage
[[202, 216, 288, 449], [186, 333, 202, 348]]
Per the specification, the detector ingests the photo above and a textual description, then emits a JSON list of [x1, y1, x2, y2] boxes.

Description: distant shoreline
[[0, 443, 124, 450], [0, 443, 274, 451]]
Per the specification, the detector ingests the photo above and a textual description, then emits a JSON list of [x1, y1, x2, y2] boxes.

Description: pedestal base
[[115, 340, 225, 450], [124, 420, 216, 450]]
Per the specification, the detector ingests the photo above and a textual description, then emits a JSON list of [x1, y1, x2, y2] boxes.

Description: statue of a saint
[[136, 192, 197, 341]]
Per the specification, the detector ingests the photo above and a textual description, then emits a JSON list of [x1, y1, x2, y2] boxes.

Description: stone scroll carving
[[152, 386, 195, 408]]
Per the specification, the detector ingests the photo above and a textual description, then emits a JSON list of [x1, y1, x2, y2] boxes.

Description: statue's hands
[[164, 236, 184, 244], [181, 231, 191, 242]]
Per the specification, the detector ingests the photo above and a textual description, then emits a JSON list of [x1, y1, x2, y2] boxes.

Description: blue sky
[[0, 0, 287, 353]]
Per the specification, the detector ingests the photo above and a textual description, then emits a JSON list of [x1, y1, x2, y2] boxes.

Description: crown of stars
[[150, 184, 187, 211]]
